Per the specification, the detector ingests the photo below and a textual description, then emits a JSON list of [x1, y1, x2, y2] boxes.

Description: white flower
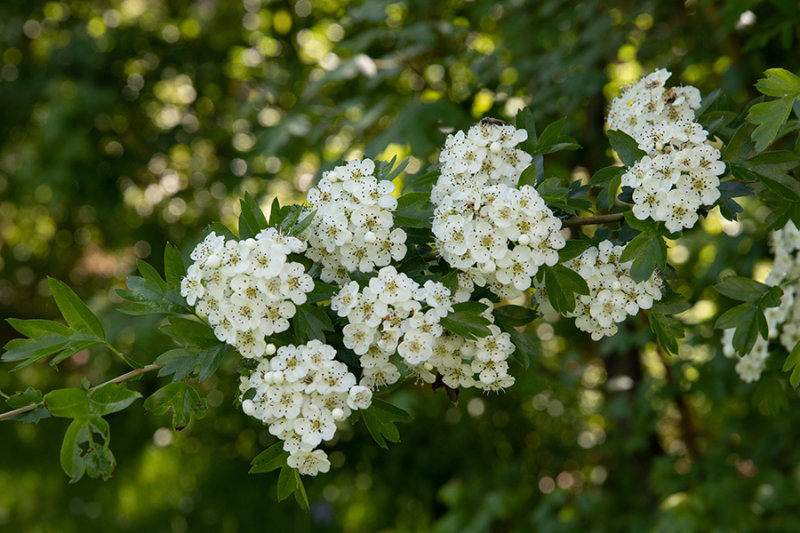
[[287, 450, 331, 476], [347, 385, 373, 410]]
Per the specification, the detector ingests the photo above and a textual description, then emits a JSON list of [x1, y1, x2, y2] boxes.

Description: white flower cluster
[[722, 222, 800, 382], [240, 340, 373, 476], [432, 122, 565, 299], [180, 229, 313, 358], [607, 69, 725, 233], [303, 158, 407, 285], [431, 120, 532, 204], [331, 266, 516, 392], [535, 240, 663, 340]]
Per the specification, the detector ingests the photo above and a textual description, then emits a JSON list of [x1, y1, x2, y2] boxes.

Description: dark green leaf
[[620, 232, 666, 283], [361, 399, 412, 449], [607, 130, 646, 166], [492, 305, 537, 327], [239, 192, 269, 239], [47, 278, 105, 340], [195, 343, 231, 382], [558, 240, 591, 262], [144, 382, 207, 430], [293, 304, 334, 343], [160, 316, 219, 348], [277, 465, 296, 501], [715, 276, 773, 304], [164, 243, 186, 288], [154, 349, 197, 381], [305, 281, 338, 303], [543, 264, 590, 314], [440, 303, 493, 340], [394, 192, 433, 228], [249, 441, 289, 474]]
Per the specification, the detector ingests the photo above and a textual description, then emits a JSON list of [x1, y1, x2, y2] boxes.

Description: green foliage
[[541, 264, 590, 314], [143, 382, 207, 431], [361, 399, 412, 449], [2, 280, 113, 370], [747, 68, 800, 151], [292, 304, 334, 343], [714, 276, 783, 355], [45, 384, 141, 482], [394, 192, 433, 228], [648, 297, 691, 355], [607, 130, 647, 166], [619, 222, 667, 283], [440, 302, 493, 340], [116, 251, 190, 317], [4, 387, 49, 423]]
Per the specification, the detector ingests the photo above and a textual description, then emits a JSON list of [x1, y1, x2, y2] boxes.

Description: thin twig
[[561, 213, 625, 227], [0, 364, 162, 422]]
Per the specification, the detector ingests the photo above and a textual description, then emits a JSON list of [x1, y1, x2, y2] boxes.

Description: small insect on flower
[[480, 117, 505, 126]]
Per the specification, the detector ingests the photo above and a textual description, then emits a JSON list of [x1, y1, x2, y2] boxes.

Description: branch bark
[[0, 364, 163, 422], [561, 213, 624, 227]]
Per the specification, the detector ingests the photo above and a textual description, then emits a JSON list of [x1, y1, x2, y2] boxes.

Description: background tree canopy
[[2, 0, 800, 531]]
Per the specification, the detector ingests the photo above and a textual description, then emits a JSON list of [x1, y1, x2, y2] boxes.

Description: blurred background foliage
[[2, 0, 800, 531]]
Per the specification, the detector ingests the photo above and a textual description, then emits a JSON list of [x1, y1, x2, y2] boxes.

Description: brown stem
[[561, 213, 625, 227], [0, 364, 163, 422]]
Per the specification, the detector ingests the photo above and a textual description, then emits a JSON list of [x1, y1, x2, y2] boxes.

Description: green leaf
[[154, 349, 197, 381], [89, 383, 142, 416], [715, 303, 762, 355], [60, 416, 116, 483], [607, 130, 646, 166], [361, 399, 412, 449], [394, 192, 433, 228], [60, 418, 89, 483], [195, 343, 231, 382], [305, 281, 338, 303], [558, 240, 591, 262], [47, 278, 105, 340], [376, 156, 409, 182], [164, 243, 186, 288], [722, 122, 756, 163], [4, 387, 49, 423], [239, 192, 269, 239], [517, 163, 537, 188], [507, 328, 538, 369], [440, 302, 493, 340], [747, 97, 795, 152], [144, 382, 207, 430], [287, 209, 316, 237], [515, 107, 538, 154], [648, 310, 685, 355], [542, 264, 590, 314], [2, 334, 69, 370], [293, 304, 334, 343], [715, 276, 773, 304], [160, 316, 219, 349], [754, 68, 800, 98], [492, 305, 537, 327], [44, 388, 89, 418], [620, 232, 666, 283], [277, 465, 296, 501], [6, 318, 72, 339], [268, 197, 282, 227], [293, 471, 310, 510], [116, 272, 189, 316], [249, 441, 289, 474]]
